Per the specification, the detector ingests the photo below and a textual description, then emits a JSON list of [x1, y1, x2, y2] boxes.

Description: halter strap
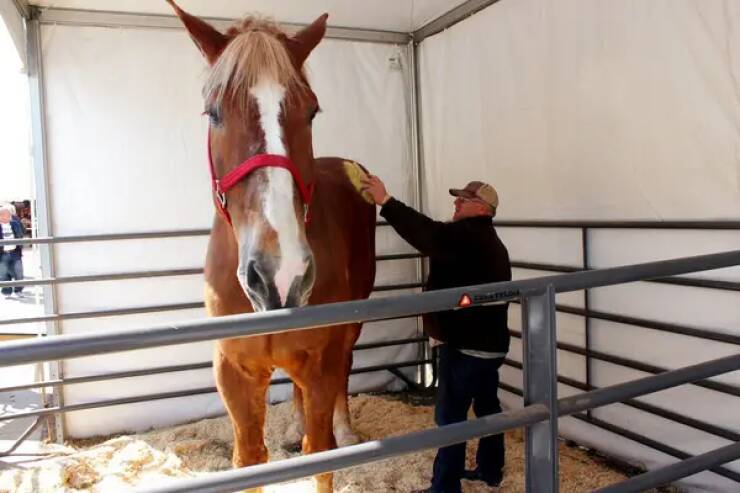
[[207, 129, 315, 225]]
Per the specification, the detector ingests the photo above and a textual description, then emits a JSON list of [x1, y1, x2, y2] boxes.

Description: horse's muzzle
[[239, 254, 314, 311]]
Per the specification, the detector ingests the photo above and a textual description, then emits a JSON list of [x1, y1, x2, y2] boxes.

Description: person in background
[[361, 176, 511, 493], [0, 203, 26, 297]]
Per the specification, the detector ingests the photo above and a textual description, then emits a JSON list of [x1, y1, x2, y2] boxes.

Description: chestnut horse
[[168, 2, 376, 491]]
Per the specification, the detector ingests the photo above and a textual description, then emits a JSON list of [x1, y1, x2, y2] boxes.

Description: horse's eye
[[204, 106, 222, 126]]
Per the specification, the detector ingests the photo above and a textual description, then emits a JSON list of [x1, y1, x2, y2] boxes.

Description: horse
[[167, 2, 377, 491]]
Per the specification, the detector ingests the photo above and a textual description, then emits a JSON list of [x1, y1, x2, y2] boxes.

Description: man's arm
[[380, 198, 451, 256], [361, 175, 451, 257]]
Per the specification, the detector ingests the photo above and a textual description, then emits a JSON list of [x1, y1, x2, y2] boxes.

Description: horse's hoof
[[281, 440, 302, 454], [335, 430, 361, 448]]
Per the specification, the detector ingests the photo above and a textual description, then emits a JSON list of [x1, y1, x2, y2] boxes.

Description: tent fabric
[[0, 0, 25, 69], [28, 0, 468, 32]]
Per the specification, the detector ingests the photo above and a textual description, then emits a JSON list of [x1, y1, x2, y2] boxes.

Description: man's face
[[0, 211, 10, 224], [453, 196, 486, 221]]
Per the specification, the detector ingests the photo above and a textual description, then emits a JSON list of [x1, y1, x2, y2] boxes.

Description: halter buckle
[[215, 180, 227, 208]]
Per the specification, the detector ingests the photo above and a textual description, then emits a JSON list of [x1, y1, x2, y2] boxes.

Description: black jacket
[[0, 218, 24, 259], [380, 198, 511, 353]]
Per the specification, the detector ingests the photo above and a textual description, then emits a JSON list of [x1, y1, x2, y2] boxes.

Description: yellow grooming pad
[[343, 160, 375, 204]]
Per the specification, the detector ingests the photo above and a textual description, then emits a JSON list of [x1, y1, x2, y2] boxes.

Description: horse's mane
[[204, 17, 307, 109]]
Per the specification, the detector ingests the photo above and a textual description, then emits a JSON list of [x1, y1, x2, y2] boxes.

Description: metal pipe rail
[[0, 280, 423, 327], [0, 359, 433, 422], [0, 252, 420, 289], [494, 220, 740, 229], [2, 218, 737, 249], [498, 381, 740, 484], [135, 353, 740, 493], [140, 404, 551, 493], [0, 337, 427, 394], [594, 442, 740, 493], [0, 222, 394, 247], [1, 250, 738, 368]]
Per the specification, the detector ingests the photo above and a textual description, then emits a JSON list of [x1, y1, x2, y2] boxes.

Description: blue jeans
[[0, 253, 24, 295], [430, 345, 505, 493]]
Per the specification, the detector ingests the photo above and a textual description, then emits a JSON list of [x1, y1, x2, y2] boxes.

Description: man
[[0, 204, 25, 297], [361, 176, 511, 493]]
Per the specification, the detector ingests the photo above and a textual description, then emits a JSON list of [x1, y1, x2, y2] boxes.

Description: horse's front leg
[[214, 346, 271, 493], [292, 364, 340, 493], [333, 324, 362, 447]]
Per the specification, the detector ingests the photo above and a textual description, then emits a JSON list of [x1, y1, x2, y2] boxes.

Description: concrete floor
[[1, 247, 50, 465]]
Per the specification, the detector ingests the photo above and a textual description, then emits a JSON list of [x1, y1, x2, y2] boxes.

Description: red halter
[[207, 129, 315, 225]]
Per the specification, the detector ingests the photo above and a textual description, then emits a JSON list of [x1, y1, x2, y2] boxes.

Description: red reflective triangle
[[458, 294, 473, 307]]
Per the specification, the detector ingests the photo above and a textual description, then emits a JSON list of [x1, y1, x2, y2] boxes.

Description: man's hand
[[360, 175, 392, 206]]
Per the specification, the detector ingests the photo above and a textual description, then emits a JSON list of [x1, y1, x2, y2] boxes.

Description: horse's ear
[[289, 14, 328, 66], [166, 0, 229, 65]]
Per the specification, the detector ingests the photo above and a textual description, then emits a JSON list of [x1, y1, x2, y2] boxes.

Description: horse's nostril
[[246, 260, 263, 288]]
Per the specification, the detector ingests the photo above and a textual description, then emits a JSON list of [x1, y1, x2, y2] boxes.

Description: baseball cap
[[449, 181, 499, 209]]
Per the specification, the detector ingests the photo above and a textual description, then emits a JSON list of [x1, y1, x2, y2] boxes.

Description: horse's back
[[312, 157, 377, 300]]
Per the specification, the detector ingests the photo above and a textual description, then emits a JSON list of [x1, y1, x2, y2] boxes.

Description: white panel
[[498, 227, 583, 267], [419, 0, 740, 221], [557, 415, 738, 493], [54, 237, 209, 277], [594, 404, 740, 474], [41, 24, 415, 437], [418, 0, 549, 221], [592, 320, 740, 387], [500, 379, 740, 492], [308, 42, 413, 206], [0, 0, 25, 69], [0, 20, 31, 199], [592, 360, 740, 433], [66, 393, 224, 439], [41, 25, 212, 235], [590, 282, 740, 338], [590, 229, 740, 282]]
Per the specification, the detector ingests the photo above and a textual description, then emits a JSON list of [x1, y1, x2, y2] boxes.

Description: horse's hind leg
[[214, 348, 271, 493], [333, 323, 362, 447], [290, 358, 341, 493], [282, 384, 305, 451]]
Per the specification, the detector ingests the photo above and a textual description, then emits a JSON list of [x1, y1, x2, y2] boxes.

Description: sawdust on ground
[[0, 394, 670, 492]]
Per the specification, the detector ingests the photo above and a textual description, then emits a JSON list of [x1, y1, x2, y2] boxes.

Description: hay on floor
[[0, 394, 665, 492]]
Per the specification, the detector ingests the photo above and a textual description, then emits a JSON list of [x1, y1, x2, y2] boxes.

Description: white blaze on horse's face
[[238, 77, 314, 310]]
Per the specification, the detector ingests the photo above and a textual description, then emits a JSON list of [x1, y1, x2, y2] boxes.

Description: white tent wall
[[418, 0, 739, 492], [0, 0, 26, 69], [39, 19, 418, 437], [30, 0, 468, 32]]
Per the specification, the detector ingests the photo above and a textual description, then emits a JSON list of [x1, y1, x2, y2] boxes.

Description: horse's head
[[169, 1, 326, 311]]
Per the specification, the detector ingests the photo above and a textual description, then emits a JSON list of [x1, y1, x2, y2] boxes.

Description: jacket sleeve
[[379, 198, 454, 257]]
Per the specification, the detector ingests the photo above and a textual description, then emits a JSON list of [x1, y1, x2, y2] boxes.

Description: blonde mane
[[204, 17, 306, 108]]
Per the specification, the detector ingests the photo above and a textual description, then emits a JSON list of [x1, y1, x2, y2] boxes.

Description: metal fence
[[1, 247, 739, 492], [492, 219, 740, 485], [0, 222, 430, 450], [2, 221, 739, 488]]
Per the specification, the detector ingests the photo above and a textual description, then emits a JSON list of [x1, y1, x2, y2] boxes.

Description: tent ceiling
[[27, 0, 468, 32]]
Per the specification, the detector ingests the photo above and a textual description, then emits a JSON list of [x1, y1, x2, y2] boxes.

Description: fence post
[[522, 284, 559, 493]]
